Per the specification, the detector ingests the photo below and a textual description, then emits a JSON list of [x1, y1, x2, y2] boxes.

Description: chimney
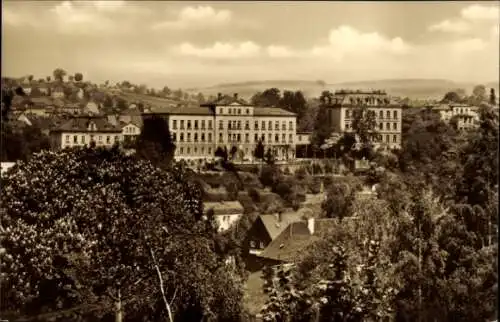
[[276, 211, 282, 222], [217, 93, 222, 100], [233, 93, 238, 99], [307, 217, 315, 235]]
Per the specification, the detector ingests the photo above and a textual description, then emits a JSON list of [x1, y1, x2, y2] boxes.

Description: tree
[[311, 104, 334, 148], [74, 73, 83, 82], [215, 146, 228, 162], [27, 75, 34, 82], [264, 148, 275, 165], [322, 181, 357, 220], [196, 92, 205, 103], [46, 76, 51, 82], [251, 88, 281, 107], [0, 148, 244, 321], [173, 89, 183, 101], [162, 86, 171, 97], [279, 90, 307, 122], [441, 91, 463, 104], [53, 68, 67, 82], [490, 88, 497, 106], [230, 146, 238, 160], [253, 139, 265, 163], [116, 98, 128, 111], [68, 75, 74, 82], [103, 95, 113, 108], [472, 84, 487, 101], [135, 115, 176, 169]]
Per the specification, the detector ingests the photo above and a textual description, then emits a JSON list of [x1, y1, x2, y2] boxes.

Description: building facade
[[430, 103, 479, 131], [50, 116, 123, 150], [326, 90, 403, 150], [143, 93, 299, 161]]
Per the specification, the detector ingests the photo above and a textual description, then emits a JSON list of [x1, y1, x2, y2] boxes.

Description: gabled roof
[[51, 116, 122, 133], [258, 218, 338, 262], [259, 212, 304, 240], [203, 94, 250, 106], [119, 120, 142, 129], [203, 201, 244, 215]]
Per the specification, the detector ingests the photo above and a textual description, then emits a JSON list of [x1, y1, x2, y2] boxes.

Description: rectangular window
[[208, 133, 212, 142], [289, 121, 293, 130], [275, 121, 279, 130], [180, 147, 184, 154], [275, 134, 279, 143], [173, 120, 177, 130], [261, 134, 265, 142], [237, 133, 241, 142], [219, 108, 223, 114], [385, 134, 389, 143], [115, 135, 119, 142], [201, 120, 205, 129], [219, 133, 223, 142], [219, 120, 224, 129], [187, 147, 190, 154], [238, 109, 242, 115], [180, 133, 184, 142], [282, 134, 286, 142], [194, 120, 198, 129], [201, 147, 204, 154], [194, 147, 197, 154], [386, 122, 390, 130], [245, 133, 249, 143], [255, 121, 259, 130], [228, 134, 231, 142], [208, 120, 212, 129], [237, 121, 241, 130], [393, 135, 397, 143], [268, 133, 272, 142], [289, 134, 293, 143], [386, 111, 390, 119], [262, 121, 266, 130], [73, 135, 78, 143], [345, 109, 350, 119], [393, 123, 397, 130], [194, 133, 198, 142], [233, 134, 237, 142], [379, 111, 384, 119], [379, 123, 383, 130], [99, 136, 102, 142], [254, 133, 258, 142], [187, 133, 191, 142], [66, 135, 70, 143], [228, 122, 232, 130], [208, 147, 212, 154], [187, 121, 191, 129], [345, 123, 350, 129], [201, 133, 205, 142], [106, 136, 111, 144], [268, 121, 272, 130], [393, 110, 398, 119], [245, 121, 250, 130], [282, 121, 286, 130], [81, 135, 85, 144], [180, 120, 185, 129], [172, 133, 177, 141]]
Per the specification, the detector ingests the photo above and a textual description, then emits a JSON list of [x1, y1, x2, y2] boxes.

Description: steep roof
[[203, 201, 244, 215], [146, 106, 213, 116], [203, 94, 250, 106], [258, 218, 338, 262], [51, 116, 122, 133], [259, 212, 304, 240]]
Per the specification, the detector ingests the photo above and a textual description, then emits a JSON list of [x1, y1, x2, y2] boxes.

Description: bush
[[237, 192, 257, 214], [260, 165, 281, 188], [248, 188, 261, 203], [307, 177, 323, 194], [312, 163, 323, 175], [283, 166, 291, 175], [295, 166, 308, 180]]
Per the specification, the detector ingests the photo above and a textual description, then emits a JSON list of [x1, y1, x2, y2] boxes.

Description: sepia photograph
[[1, 1, 499, 321]]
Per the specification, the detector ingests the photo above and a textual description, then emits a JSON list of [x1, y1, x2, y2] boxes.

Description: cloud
[[152, 6, 232, 30], [174, 41, 261, 59], [429, 4, 499, 34], [266, 46, 299, 58], [461, 4, 499, 21], [310, 25, 410, 61], [429, 20, 470, 33]]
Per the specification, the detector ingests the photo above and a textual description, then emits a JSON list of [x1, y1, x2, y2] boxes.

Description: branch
[[150, 248, 174, 322]]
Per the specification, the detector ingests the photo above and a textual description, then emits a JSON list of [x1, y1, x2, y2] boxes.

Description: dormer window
[[88, 122, 97, 131], [219, 108, 223, 114]]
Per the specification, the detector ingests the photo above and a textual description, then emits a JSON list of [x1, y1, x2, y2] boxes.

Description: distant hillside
[[186, 79, 499, 100]]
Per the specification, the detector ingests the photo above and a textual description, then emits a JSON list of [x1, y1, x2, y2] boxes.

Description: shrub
[[260, 165, 281, 188], [295, 166, 308, 180], [283, 166, 291, 175], [248, 188, 261, 203], [312, 163, 323, 175], [307, 177, 323, 194]]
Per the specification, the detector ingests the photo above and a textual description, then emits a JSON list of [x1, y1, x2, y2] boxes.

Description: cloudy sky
[[2, 1, 499, 88]]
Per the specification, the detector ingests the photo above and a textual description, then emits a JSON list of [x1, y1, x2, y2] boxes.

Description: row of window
[[178, 146, 213, 155], [124, 127, 138, 134], [345, 109, 399, 120], [172, 119, 295, 131], [172, 132, 295, 144], [345, 122, 398, 131], [65, 134, 120, 145], [219, 107, 250, 115], [375, 134, 399, 143]]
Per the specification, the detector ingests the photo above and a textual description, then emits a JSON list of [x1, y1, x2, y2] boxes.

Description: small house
[[203, 201, 244, 232]]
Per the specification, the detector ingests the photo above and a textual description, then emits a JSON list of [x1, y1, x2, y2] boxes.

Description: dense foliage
[[0, 147, 243, 321]]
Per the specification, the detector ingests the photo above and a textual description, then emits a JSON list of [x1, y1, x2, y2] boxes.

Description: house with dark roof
[[143, 92, 299, 162], [256, 218, 338, 266], [49, 116, 123, 150], [120, 120, 141, 145], [203, 201, 244, 232]]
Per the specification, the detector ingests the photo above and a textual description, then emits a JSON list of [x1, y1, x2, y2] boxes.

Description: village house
[[203, 201, 244, 232], [427, 103, 480, 131], [49, 116, 123, 150], [38, 83, 50, 96], [120, 121, 141, 145]]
